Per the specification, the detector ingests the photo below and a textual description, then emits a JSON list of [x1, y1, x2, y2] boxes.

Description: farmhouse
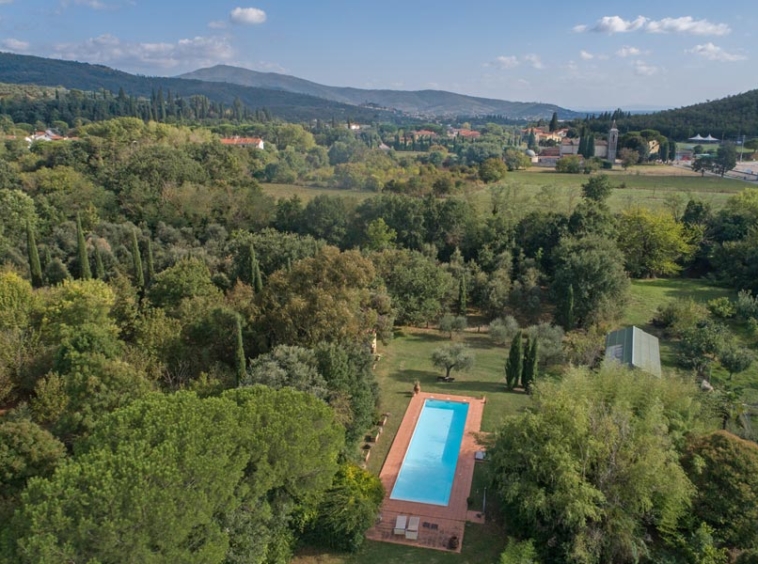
[[219, 136, 265, 149]]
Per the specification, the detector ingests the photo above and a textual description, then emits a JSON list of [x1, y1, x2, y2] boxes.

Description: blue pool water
[[390, 399, 469, 506]]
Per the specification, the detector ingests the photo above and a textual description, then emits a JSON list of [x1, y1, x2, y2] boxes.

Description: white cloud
[[687, 42, 747, 61], [53, 34, 235, 70], [523, 53, 544, 69], [490, 55, 519, 69], [230, 7, 266, 25], [616, 46, 641, 57], [60, 0, 126, 9], [488, 54, 546, 70], [575, 15, 730, 36], [633, 60, 659, 76], [586, 15, 648, 33], [580, 50, 594, 60], [646, 17, 730, 36], [208, 20, 227, 29], [1, 38, 30, 51]]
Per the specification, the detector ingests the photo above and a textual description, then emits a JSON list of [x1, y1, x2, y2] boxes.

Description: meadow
[[262, 166, 750, 216]]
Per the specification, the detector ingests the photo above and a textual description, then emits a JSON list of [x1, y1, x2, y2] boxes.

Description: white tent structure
[[688, 134, 719, 143]]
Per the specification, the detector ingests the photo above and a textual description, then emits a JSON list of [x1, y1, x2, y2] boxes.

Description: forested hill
[[586, 89, 758, 140], [0, 52, 400, 123], [179, 65, 582, 120]]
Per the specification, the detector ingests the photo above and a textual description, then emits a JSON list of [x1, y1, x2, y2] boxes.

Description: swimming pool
[[389, 398, 469, 506]]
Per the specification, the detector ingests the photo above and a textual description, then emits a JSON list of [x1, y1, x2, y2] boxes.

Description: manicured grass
[[367, 328, 530, 475], [292, 326, 523, 564], [293, 522, 507, 564], [625, 278, 732, 329]]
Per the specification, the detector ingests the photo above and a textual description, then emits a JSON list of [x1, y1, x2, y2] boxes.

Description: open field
[[292, 327, 526, 564], [468, 167, 748, 215], [262, 166, 748, 217]]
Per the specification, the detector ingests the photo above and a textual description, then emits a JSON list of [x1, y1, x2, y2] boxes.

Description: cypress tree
[[94, 241, 105, 280], [522, 337, 539, 392], [131, 230, 144, 289], [250, 244, 263, 293], [234, 314, 246, 387], [76, 213, 91, 280], [549, 111, 558, 133], [457, 274, 467, 316], [145, 238, 155, 287], [560, 284, 575, 330], [505, 331, 523, 390], [26, 221, 43, 288]]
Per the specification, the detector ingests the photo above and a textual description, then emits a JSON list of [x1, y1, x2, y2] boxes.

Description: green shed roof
[[605, 326, 661, 377]]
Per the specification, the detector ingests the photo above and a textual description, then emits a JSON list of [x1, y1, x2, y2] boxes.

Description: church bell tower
[[608, 120, 619, 162]]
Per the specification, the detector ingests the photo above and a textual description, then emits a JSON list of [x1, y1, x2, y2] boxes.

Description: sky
[[0, 0, 755, 111]]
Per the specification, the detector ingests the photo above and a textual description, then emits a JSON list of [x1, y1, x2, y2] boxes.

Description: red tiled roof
[[457, 129, 481, 138], [220, 137, 263, 146]]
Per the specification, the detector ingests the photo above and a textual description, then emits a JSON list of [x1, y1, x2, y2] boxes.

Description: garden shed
[[604, 326, 662, 377]]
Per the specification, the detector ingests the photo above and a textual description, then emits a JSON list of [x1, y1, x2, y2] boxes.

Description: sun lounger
[[405, 516, 420, 540], [393, 515, 407, 535]]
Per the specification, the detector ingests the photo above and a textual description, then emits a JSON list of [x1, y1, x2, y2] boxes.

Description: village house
[[219, 136, 265, 149], [24, 130, 68, 145]]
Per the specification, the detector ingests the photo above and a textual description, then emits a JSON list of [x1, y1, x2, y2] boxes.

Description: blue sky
[[0, 0, 755, 110]]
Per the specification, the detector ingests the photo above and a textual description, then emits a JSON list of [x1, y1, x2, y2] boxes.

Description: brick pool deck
[[365, 391, 486, 552]]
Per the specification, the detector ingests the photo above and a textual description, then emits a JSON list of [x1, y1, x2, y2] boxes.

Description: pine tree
[[131, 230, 144, 289], [94, 241, 106, 280], [457, 274, 467, 316], [522, 337, 539, 392], [505, 331, 523, 390], [76, 213, 91, 280], [26, 221, 43, 288], [145, 238, 155, 287], [234, 314, 246, 387]]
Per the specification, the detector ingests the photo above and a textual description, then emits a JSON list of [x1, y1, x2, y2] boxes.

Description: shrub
[[735, 290, 758, 321], [555, 155, 582, 174], [653, 298, 709, 337], [707, 297, 736, 319]]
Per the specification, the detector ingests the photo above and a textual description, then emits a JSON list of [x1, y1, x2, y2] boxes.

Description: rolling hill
[[0, 52, 401, 123], [179, 65, 582, 120]]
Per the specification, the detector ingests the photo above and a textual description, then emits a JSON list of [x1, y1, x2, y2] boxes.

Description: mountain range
[[0, 52, 580, 121], [178, 65, 582, 120]]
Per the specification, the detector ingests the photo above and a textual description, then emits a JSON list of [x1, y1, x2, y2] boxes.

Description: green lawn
[[623, 278, 758, 401], [292, 327, 524, 564], [366, 328, 530, 475], [293, 522, 506, 564]]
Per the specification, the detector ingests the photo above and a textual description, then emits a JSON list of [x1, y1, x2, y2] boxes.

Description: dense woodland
[[580, 89, 758, 140], [0, 112, 757, 564]]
